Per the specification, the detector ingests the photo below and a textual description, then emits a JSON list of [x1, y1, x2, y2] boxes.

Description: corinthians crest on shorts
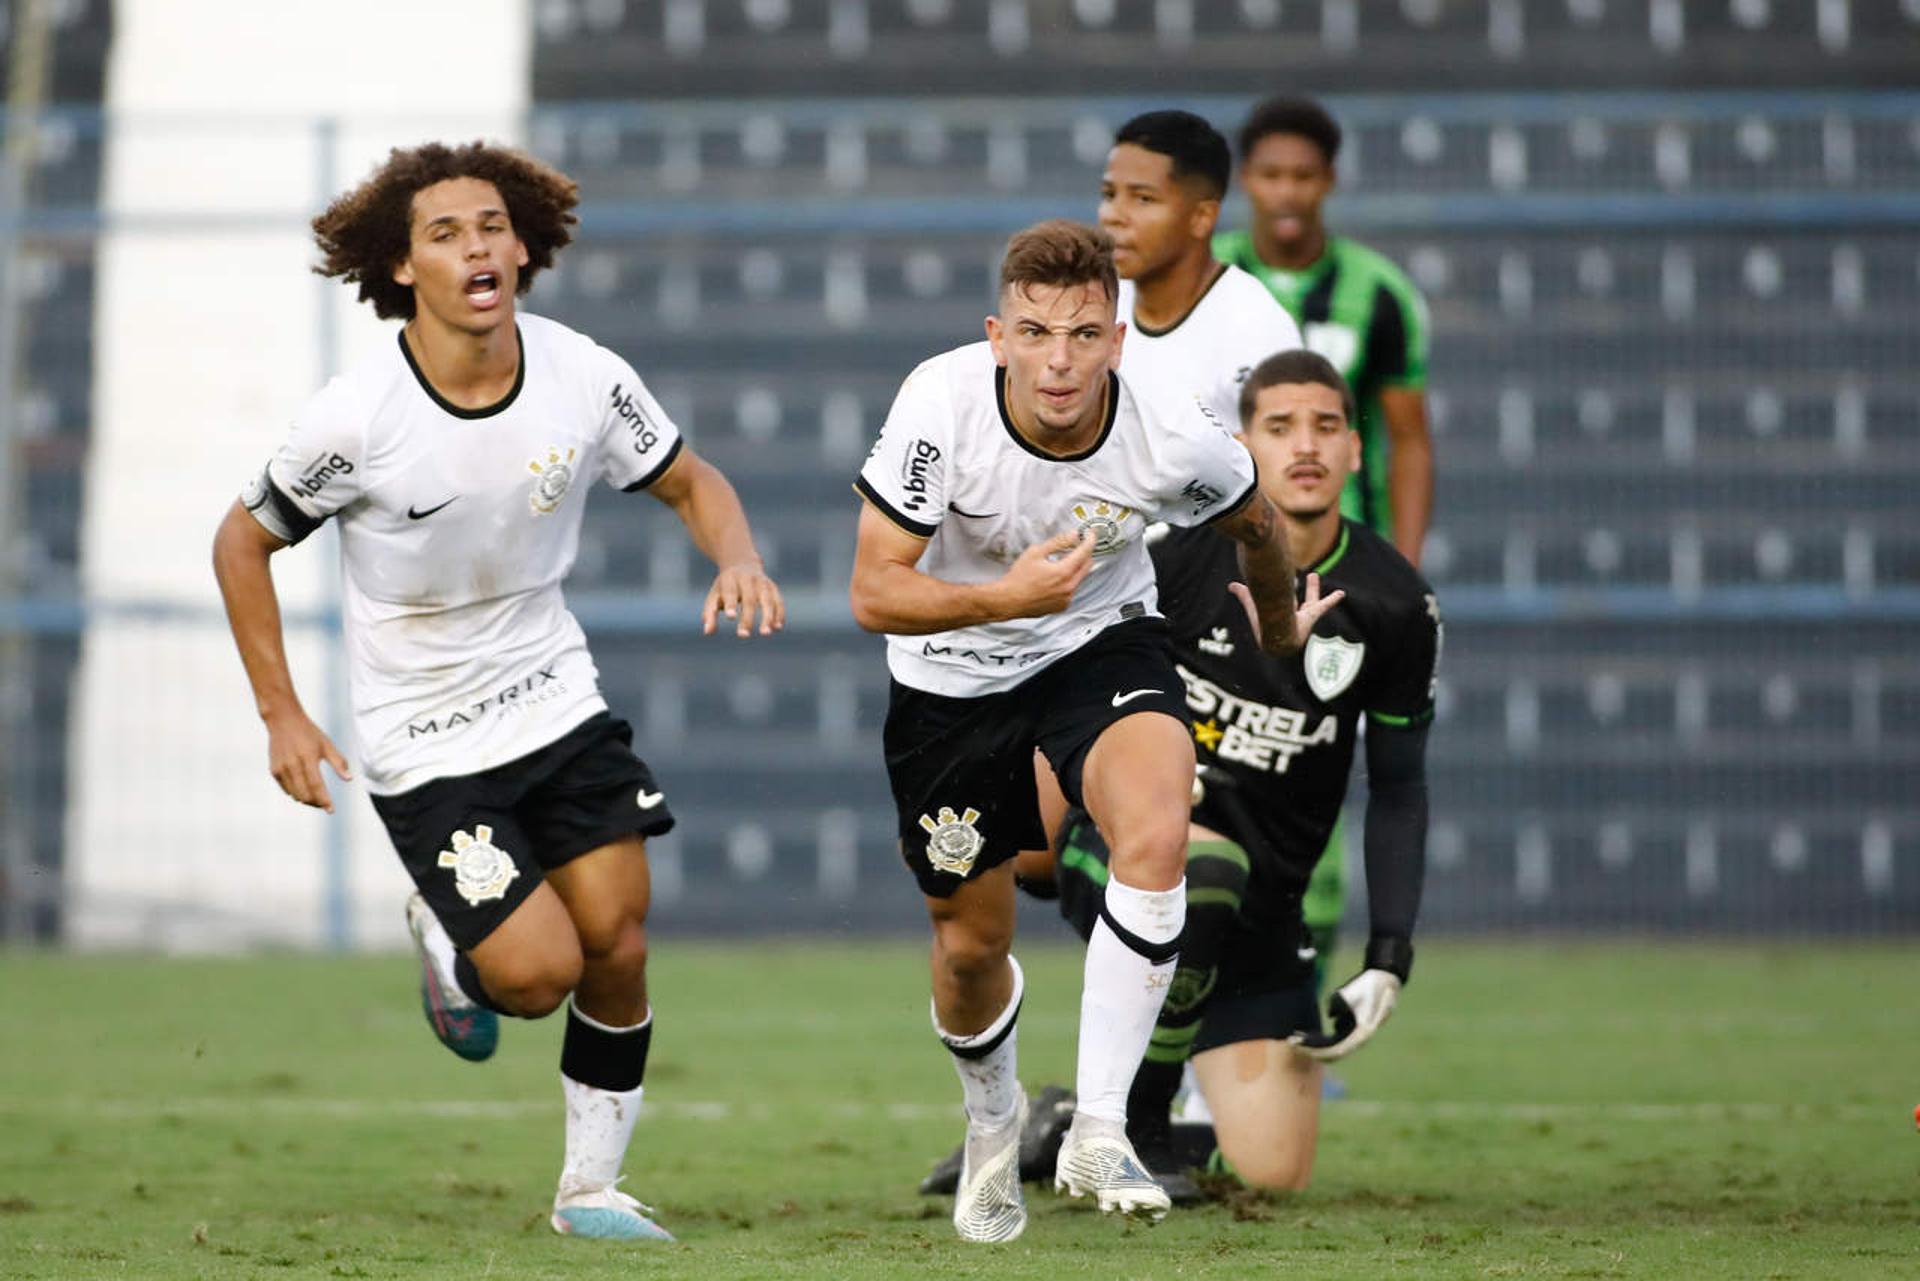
[[438, 824, 521, 905], [528, 445, 578, 515], [1303, 633, 1365, 703], [918, 805, 984, 876]]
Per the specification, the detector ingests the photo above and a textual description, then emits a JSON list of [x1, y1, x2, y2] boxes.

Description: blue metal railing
[[7, 584, 1920, 636]]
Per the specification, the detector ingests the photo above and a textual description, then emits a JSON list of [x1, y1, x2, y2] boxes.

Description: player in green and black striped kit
[[1214, 96, 1435, 992]]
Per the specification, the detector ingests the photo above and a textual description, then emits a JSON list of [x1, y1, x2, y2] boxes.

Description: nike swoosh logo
[[636, 789, 666, 810], [948, 503, 999, 518], [1111, 688, 1161, 708], [407, 497, 458, 520]]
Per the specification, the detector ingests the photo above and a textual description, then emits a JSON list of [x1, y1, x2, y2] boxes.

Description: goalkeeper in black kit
[[923, 348, 1440, 1200]]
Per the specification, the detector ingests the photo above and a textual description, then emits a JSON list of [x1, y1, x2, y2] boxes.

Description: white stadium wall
[[69, 0, 530, 949]]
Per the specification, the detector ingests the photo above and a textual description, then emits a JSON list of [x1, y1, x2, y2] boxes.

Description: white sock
[[559, 1075, 644, 1199], [933, 954, 1024, 1131], [1075, 877, 1184, 1126]]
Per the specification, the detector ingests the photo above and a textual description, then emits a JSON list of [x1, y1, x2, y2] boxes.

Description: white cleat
[[1053, 1117, 1172, 1221], [550, 1177, 675, 1242], [953, 1092, 1028, 1243]]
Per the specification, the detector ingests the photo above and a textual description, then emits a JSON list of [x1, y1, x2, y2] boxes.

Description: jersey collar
[[995, 366, 1120, 462], [1128, 262, 1229, 338], [1302, 519, 1351, 577], [1239, 235, 1336, 293], [399, 325, 526, 420]]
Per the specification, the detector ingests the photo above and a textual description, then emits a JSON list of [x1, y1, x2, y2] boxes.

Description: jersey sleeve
[[242, 377, 367, 545], [1244, 289, 1304, 368], [596, 352, 687, 492], [1366, 589, 1442, 727], [1213, 281, 1304, 432], [1152, 401, 1258, 530], [1369, 273, 1431, 391], [853, 359, 951, 539]]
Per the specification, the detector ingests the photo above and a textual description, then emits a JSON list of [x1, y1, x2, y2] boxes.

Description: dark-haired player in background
[[1214, 94, 1436, 1002], [1099, 109, 1302, 431], [212, 141, 782, 1242]]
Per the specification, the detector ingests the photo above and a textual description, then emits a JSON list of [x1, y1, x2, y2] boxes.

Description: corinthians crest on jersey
[[438, 824, 521, 905], [853, 342, 1256, 698], [528, 445, 578, 515], [919, 805, 984, 876], [1071, 500, 1136, 555]]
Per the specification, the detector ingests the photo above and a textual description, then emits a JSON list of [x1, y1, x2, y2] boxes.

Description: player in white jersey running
[[211, 142, 783, 1244], [849, 219, 1340, 1242], [1101, 110, 1303, 433], [911, 109, 1317, 1206]]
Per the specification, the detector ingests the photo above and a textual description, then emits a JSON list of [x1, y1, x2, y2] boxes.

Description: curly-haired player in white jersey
[[212, 141, 783, 1244], [850, 219, 1340, 1242]]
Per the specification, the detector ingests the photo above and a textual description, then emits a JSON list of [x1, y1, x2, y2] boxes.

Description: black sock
[[453, 952, 511, 1015], [1170, 1120, 1221, 1171], [1055, 813, 1108, 941], [1126, 1058, 1183, 1150], [560, 1003, 653, 1093]]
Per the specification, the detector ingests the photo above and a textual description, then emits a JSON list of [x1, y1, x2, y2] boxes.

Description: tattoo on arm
[[1224, 494, 1303, 654], [1225, 491, 1277, 548]]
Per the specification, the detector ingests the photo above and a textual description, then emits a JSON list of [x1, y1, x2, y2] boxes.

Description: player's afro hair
[[1238, 96, 1343, 167], [312, 140, 579, 320], [1114, 109, 1231, 200]]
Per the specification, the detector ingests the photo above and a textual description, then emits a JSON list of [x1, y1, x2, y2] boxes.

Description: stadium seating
[[2, 0, 111, 940], [532, 0, 1920, 96], [9, 8, 1914, 936], [503, 69, 1920, 929]]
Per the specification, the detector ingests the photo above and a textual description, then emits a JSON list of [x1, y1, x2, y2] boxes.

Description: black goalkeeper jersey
[[1153, 517, 1440, 895]]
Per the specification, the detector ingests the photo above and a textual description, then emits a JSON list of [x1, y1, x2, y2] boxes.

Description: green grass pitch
[[0, 939, 1912, 1279]]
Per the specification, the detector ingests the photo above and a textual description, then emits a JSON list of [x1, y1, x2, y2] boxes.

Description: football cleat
[[952, 1092, 1028, 1243], [551, 1177, 675, 1242], [404, 893, 498, 1062], [919, 1083, 1076, 1195], [1134, 1143, 1205, 1207], [1054, 1117, 1172, 1220]]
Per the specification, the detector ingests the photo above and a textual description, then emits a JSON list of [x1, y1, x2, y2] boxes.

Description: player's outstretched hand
[[1288, 968, 1401, 1063], [264, 709, 352, 814], [703, 560, 786, 637], [998, 528, 1096, 619], [1228, 571, 1346, 651]]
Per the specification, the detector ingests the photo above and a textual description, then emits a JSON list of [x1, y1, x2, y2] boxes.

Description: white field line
[[0, 1098, 1893, 1124]]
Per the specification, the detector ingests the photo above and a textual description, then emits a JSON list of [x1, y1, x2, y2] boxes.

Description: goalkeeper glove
[[1289, 936, 1412, 1063]]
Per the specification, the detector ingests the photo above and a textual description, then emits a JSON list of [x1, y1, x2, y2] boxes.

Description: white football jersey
[[856, 341, 1256, 697], [1116, 264, 1304, 433], [242, 313, 684, 794]]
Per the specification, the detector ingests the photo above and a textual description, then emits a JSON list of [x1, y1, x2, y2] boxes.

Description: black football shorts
[[371, 712, 674, 949], [882, 618, 1190, 898]]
